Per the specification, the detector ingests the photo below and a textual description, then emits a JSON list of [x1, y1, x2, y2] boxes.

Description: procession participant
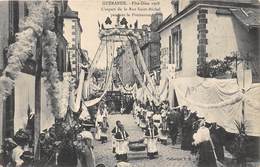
[[159, 116, 168, 145], [111, 121, 120, 153], [103, 103, 109, 117], [152, 108, 161, 129], [181, 107, 194, 150], [161, 101, 169, 118], [139, 107, 146, 130], [193, 120, 218, 167], [167, 109, 180, 145], [144, 119, 159, 159], [100, 116, 109, 144], [95, 102, 106, 140], [112, 122, 129, 162], [136, 109, 141, 127], [132, 101, 138, 123], [145, 106, 154, 124]]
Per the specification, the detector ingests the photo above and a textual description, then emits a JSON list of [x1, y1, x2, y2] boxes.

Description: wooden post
[[34, 36, 42, 160]]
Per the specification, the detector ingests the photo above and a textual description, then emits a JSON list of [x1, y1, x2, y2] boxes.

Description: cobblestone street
[[94, 114, 197, 167]]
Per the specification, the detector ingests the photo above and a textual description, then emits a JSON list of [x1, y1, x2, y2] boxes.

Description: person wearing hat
[[144, 119, 159, 159]]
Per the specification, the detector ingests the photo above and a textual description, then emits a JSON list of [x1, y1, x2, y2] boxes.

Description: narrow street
[[94, 114, 197, 167]]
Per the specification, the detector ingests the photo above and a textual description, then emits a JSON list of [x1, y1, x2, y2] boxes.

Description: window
[[171, 25, 182, 70]]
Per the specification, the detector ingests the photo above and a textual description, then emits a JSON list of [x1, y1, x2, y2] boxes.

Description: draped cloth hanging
[[82, 41, 114, 107], [173, 77, 260, 137]]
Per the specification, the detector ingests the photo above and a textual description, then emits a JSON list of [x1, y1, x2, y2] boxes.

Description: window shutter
[[179, 29, 182, 70]]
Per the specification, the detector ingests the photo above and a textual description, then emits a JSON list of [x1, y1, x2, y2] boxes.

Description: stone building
[[0, 1, 70, 149], [0, 0, 29, 150], [158, 0, 260, 82], [63, 6, 83, 80]]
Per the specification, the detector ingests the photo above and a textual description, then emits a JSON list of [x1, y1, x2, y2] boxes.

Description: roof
[[63, 6, 78, 18], [157, 0, 260, 32], [231, 8, 260, 30], [63, 5, 83, 32]]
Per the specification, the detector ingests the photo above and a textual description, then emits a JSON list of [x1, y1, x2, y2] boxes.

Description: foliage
[[197, 55, 237, 78]]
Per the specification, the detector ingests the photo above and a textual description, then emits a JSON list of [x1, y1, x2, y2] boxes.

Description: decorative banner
[[83, 40, 114, 107], [166, 64, 176, 80], [125, 41, 160, 105], [74, 69, 86, 112], [130, 37, 159, 100]]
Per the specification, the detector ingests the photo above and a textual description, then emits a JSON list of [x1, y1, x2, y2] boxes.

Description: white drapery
[[173, 77, 260, 136]]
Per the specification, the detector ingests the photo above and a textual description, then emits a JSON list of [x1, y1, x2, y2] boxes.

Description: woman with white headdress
[[193, 120, 219, 167], [95, 102, 108, 140]]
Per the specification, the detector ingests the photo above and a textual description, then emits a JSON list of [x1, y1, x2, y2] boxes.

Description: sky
[[69, 0, 172, 65]]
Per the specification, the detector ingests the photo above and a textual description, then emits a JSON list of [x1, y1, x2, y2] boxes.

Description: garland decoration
[[0, 1, 54, 100], [42, 30, 62, 118], [0, 1, 64, 119]]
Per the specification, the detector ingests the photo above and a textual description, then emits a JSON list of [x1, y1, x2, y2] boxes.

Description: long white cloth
[[174, 77, 260, 136]]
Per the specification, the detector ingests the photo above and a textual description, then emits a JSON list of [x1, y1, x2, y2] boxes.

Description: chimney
[[150, 12, 163, 31], [171, 0, 179, 17]]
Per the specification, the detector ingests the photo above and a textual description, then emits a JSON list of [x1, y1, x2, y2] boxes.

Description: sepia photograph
[[0, 0, 259, 166]]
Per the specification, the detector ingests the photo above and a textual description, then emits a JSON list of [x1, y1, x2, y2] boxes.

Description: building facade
[[0, 0, 29, 150], [0, 1, 70, 150], [63, 6, 83, 80], [158, 0, 260, 82]]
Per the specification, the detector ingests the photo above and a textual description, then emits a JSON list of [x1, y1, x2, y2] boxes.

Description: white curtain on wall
[[14, 72, 54, 133], [173, 77, 260, 137]]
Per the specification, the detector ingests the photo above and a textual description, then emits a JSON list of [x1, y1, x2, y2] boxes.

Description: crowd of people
[[132, 100, 227, 167], [1, 97, 229, 167], [1, 105, 96, 167]]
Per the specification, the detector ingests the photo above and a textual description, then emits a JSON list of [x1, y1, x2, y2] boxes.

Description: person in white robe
[[112, 121, 129, 162], [111, 121, 120, 153], [100, 117, 109, 144], [144, 120, 159, 159], [95, 102, 108, 140], [159, 116, 168, 145]]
